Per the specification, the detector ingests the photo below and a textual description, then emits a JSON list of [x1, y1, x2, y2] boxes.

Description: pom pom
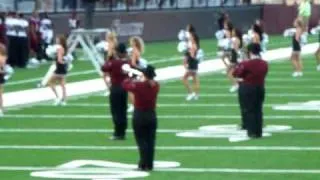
[[95, 41, 108, 53], [178, 30, 187, 41], [138, 58, 148, 69], [177, 41, 188, 53], [45, 45, 59, 58], [196, 49, 204, 62], [215, 30, 225, 40], [283, 28, 296, 37]]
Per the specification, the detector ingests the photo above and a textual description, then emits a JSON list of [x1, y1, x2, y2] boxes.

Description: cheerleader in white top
[[311, 20, 320, 71]]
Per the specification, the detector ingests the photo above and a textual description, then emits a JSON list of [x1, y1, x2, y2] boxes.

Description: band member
[[228, 28, 243, 93], [128, 36, 147, 112], [68, 11, 80, 32], [122, 65, 159, 171], [29, 13, 42, 65], [291, 18, 304, 77], [5, 12, 19, 67], [183, 25, 200, 101], [0, 44, 7, 117], [101, 43, 129, 140], [233, 43, 268, 138], [39, 13, 54, 61], [0, 14, 6, 46], [48, 35, 68, 106]]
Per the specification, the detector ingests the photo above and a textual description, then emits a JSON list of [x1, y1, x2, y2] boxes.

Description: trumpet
[[122, 64, 143, 78]]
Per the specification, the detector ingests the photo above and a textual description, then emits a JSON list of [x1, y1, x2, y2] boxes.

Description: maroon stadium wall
[[49, 6, 262, 42], [263, 4, 320, 34]]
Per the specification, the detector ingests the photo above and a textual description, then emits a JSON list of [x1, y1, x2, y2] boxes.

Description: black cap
[[247, 43, 261, 55], [116, 43, 127, 55], [142, 65, 156, 80]]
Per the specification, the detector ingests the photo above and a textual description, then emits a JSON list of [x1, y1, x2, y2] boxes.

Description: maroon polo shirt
[[122, 79, 160, 111], [101, 59, 129, 86], [233, 58, 268, 86]]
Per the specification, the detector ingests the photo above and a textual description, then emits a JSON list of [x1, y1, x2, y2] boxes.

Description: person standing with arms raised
[[233, 43, 268, 138], [122, 65, 160, 171]]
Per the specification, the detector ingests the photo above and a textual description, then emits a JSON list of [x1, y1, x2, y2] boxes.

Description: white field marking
[[163, 85, 320, 90], [0, 128, 318, 134], [34, 103, 275, 108], [156, 93, 320, 97], [6, 70, 96, 86], [4, 114, 320, 120], [1, 166, 320, 175], [199, 78, 320, 82], [0, 145, 320, 151]]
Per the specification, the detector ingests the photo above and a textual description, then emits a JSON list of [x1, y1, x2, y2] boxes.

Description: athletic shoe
[[292, 72, 299, 77], [60, 100, 67, 106], [0, 109, 4, 117], [298, 72, 303, 77], [103, 91, 110, 97], [317, 65, 320, 71], [193, 93, 199, 100], [127, 104, 134, 113], [53, 98, 61, 106], [186, 93, 195, 101], [229, 84, 239, 93]]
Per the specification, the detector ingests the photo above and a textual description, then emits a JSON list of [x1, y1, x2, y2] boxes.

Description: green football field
[[0, 35, 320, 179]]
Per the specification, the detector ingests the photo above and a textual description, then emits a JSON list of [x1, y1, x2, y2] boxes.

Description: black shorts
[[0, 76, 5, 85], [292, 40, 301, 52], [55, 63, 68, 75]]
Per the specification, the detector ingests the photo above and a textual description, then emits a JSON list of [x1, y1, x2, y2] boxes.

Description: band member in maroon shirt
[[233, 43, 268, 138], [122, 65, 159, 171], [101, 43, 129, 140]]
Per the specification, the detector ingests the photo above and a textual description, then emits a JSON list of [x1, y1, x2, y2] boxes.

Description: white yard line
[[3, 114, 320, 119], [0, 145, 319, 151], [0, 128, 318, 134], [163, 85, 320, 89], [1, 166, 320, 174], [156, 93, 320, 97]]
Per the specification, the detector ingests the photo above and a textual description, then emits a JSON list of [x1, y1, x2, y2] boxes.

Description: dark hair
[[189, 31, 200, 49], [18, 13, 24, 18], [234, 28, 243, 48], [0, 43, 7, 56], [247, 43, 261, 56], [143, 65, 156, 80], [225, 21, 233, 32], [116, 43, 127, 57], [253, 24, 264, 42], [187, 24, 196, 33]]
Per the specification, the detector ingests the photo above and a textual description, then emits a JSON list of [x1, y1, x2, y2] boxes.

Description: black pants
[[238, 84, 265, 137], [133, 109, 157, 170], [109, 85, 128, 137], [7, 36, 29, 68]]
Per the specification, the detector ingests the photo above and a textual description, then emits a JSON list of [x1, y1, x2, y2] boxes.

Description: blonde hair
[[130, 36, 145, 54], [106, 31, 118, 59]]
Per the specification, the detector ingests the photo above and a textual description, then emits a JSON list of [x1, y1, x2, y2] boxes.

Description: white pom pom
[[217, 51, 224, 57], [122, 64, 131, 72], [215, 30, 225, 40], [177, 41, 188, 53], [283, 28, 296, 37], [263, 33, 269, 43], [178, 30, 187, 41], [64, 54, 74, 63], [218, 39, 232, 50], [242, 34, 251, 45], [138, 58, 148, 69], [45, 45, 59, 58], [4, 65, 14, 75], [95, 41, 108, 53], [196, 49, 204, 62], [127, 47, 133, 56], [248, 29, 254, 37], [185, 32, 191, 40]]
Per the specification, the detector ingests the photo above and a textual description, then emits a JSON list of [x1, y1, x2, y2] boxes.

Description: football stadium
[[0, 0, 320, 179]]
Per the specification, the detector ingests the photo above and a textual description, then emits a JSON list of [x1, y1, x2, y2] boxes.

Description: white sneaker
[[221, 70, 227, 75], [127, 104, 134, 113], [60, 100, 67, 106], [193, 93, 199, 100], [103, 91, 110, 97], [298, 72, 303, 77], [317, 65, 320, 71], [0, 109, 4, 117], [229, 85, 239, 93], [53, 98, 61, 106], [292, 72, 299, 77], [186, 93, 195, 101]]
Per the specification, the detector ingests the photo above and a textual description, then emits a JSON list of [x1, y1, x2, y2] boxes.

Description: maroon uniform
[[233, 57, 268, 138], [101, 58, 129, 139], [122, 78, 159, 171]]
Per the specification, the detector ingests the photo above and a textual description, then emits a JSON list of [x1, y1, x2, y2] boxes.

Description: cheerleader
[[311, 20, 320, 71], [48, 35, 69, 106], [0, 43, 7, 116], [183, 29, 200, 101], [128, 36, 147, 112], [228, 28, 243, 93], [220, 21, 233, 67], [291, 18, 304, 77]]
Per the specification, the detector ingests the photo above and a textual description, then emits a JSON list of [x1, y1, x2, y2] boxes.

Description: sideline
[[3, 43, 318, 108]]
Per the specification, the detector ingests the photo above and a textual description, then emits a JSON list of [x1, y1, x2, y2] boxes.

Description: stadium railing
[[0, 0, 317, 14]]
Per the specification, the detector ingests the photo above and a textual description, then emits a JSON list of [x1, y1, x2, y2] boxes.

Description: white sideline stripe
[[5, 70, 96, 86], [200, 78, 320, 82], [3, 43, 318, 108], [0, 145, 320, 151], [36, 103, 275, 108], [1, 166, 320, 174], [157, 93, 320, 97], [164, 85, 320, 89], [0, 128, 318, 134], [3, 114, 320, 119]]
